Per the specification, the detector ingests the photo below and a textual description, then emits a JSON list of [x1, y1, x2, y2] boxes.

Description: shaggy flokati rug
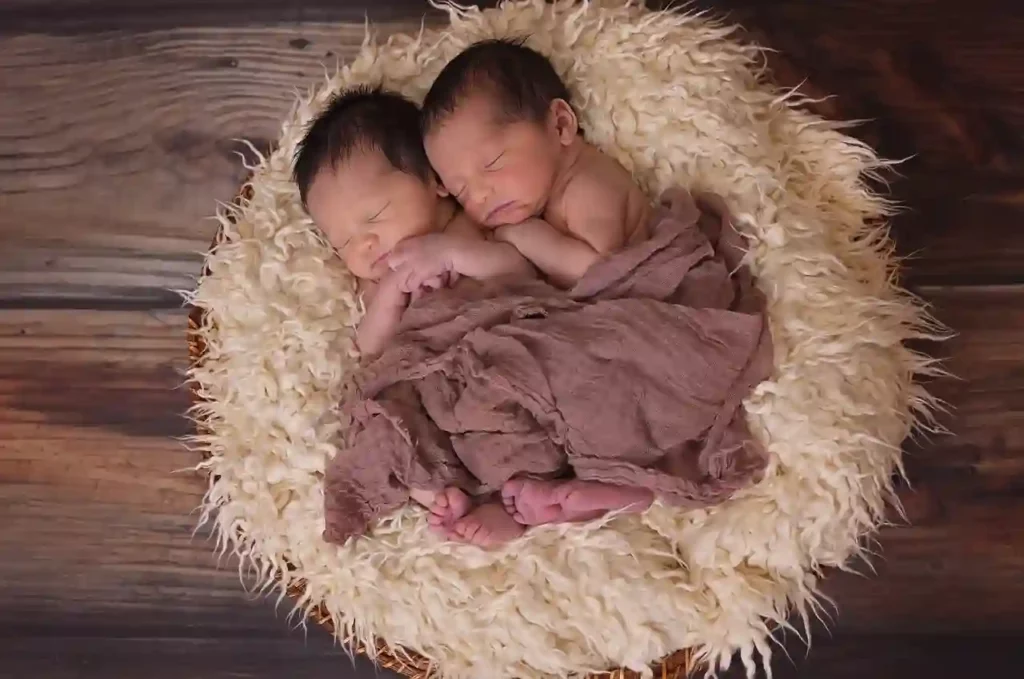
[[187, 1, 942, 677]]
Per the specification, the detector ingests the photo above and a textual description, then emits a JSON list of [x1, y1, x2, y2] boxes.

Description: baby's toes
[[501, 478, 525, 501], [444, 487, 472, 520]]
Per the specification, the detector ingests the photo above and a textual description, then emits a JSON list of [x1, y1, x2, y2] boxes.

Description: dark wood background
[[2, 1, 1022, 677]]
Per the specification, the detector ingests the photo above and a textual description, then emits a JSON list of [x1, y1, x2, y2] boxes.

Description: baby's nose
[[465, 185, 492, 214], [358, 232, 381, 256]]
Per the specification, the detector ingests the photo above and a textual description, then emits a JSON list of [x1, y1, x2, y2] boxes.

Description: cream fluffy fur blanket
[[187, 1, 942, 677]]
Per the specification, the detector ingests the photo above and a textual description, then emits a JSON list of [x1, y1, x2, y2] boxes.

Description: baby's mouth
[[484, 200, 516, 224]]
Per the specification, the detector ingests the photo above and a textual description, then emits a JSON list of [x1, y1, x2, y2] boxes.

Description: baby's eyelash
[[485, 152, 504, 168], [367, 202, 390, 222]]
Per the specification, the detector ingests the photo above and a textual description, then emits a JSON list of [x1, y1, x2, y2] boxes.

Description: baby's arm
[[387, 219, 534, 292], [494, 218, 600, 289], [355, 271, 408, 357], [445, 216, 536, 281], [498, 179, 629, 288]]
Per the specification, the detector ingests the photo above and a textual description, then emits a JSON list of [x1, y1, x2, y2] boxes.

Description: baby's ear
[[550, 99, 578, 146], [434, 175, 450, 197]]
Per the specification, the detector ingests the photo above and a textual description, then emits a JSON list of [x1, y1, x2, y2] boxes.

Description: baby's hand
[[373, 268, 413, 307], [388, 234, 461, 294], [356, 269, 410, 357]]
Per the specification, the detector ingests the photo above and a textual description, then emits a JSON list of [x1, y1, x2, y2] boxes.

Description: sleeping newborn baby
[[293, 87, 535, 545], [421, 38, 652, 289], [419, 39, 658, 528]]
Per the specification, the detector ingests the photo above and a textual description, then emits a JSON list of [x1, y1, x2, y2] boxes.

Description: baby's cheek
[[341, 244, 373, 279], [494, 170, 521, 201], [514, 169, 545, 203], [460, 201, 488, 224], [343, 256, 368, 279]]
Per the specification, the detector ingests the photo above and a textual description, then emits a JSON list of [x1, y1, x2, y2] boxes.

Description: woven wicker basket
[[186, 183, 696, 679]]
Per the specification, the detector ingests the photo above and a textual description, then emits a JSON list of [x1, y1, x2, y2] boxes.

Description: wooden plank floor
[[1, 0, 1022, 677]]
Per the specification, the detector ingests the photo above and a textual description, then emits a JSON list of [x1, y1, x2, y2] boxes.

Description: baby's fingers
[[422, 275, 445, 290], [386, 252, 406, 271], [388, 265, 414, 293], [386, 242, 417, 270], [394, 263, 429, 295]]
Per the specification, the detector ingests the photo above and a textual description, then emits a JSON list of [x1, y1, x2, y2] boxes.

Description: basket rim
[[185, 181, 695, 679]]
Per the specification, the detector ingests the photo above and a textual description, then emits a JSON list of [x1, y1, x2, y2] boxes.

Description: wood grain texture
[[0, 636, 396, 679], [0, 0, 495, 36], [818, 285, 1024, 633], [2, 0, 1022, 306], [700, 0, 1024, 287], [0, 308, 282, 634], [0, 287, 1022, 636], [753, 635, 1024, 679], [1, 634, 1021, 679], [0, 20, 424, 306]]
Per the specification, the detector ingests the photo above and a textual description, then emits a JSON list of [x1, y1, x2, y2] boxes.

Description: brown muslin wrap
[[324, 188, 773, 544]]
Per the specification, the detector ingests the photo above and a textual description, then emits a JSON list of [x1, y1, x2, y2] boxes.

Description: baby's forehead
[[309, 157, 391, 214], [430, 90, 516, 134], [329, 146, 394, 178]]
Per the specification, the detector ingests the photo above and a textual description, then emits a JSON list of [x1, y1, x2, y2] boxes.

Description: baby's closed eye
[[366, 202, 390, 223], [484, 151, 504, 169]]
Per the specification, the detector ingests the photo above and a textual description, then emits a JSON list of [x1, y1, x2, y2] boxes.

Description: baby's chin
[[366, 264, 389, 281], [346, 259, 384, 283]]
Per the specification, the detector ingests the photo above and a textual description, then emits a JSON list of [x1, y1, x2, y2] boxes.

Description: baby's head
[[294, 87, 445, 280], [421, 38, 580, 228]]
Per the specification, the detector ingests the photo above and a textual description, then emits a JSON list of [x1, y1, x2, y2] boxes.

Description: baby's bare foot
[[502, 479, 653, 526], [426, 487, 472, 534], [450, 501, 525, 547], [501, 478, 571, 525]]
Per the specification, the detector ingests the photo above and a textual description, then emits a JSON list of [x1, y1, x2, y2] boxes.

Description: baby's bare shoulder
[[558, 145, 651, 250], [562, 145, 636, 211]]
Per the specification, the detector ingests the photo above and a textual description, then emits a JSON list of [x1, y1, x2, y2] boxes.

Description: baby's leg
[[502, 478, 653, 526], [450, 499, 526, 547], [409, 487, 472, 534]]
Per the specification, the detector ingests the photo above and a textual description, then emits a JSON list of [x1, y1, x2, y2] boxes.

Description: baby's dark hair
[[421, 38, 574, 133], [292, 86, 432, 209]]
